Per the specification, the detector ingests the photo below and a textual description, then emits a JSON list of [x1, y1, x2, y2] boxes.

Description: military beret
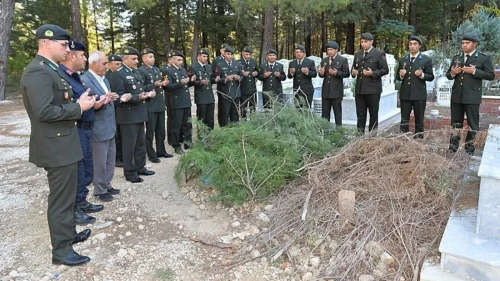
[[462, 33, 480, 43], [142, 48, 155, 55], [69, 41, 85, 52], [36, 24, 70, 41], [326, 41, 339, 50], [242, 46, 253, 53], [361, 33, 374, 40], [220, 43, 229, 49], [224, 46, 234, 54], [295, 44, 306, 53], [267, 49, 278, 55], [198, 48, 209, 55], [171, 50, 185, 59], [120, 46, 140, 56], [108, 54, 122, 62], [408, 35, 422, 45]]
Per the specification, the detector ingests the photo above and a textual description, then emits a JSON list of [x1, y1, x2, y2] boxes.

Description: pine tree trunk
[[191, 0, 203, 64], [163, 0, 172, 56], [261, 6, 274, 64], [0, 0, 15, 100], [71, 0, 84, 42], [109, 0, 115, 53]]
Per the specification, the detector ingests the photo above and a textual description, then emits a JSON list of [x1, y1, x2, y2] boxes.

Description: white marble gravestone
[[436, 76, 452, 107]]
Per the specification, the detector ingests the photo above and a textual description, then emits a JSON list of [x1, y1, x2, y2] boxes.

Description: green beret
[[120, 46, 140, 56], [242, 46, 253, 53], [295, 44, 306, 53], [326, 41, 339, 50], [198, 48, 209, 55], [361, 33, 374, 40], [108, 54, 122, 62], [224, 46, 234, 54], [142, 48, 155, 55], [267, 49, 278, 55], [69, 41, 85, 52], [220, 43, 229, 49], [408, 35, 422, 45], [462, 33, 480, 43], [171, 50, 185, 59], [36, 24, 70, 40]]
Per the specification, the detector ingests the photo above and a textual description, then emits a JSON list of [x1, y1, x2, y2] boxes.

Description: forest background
[[2, 0, 500, 100]]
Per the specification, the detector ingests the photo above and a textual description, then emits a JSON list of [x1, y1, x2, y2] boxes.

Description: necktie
[[228, 62, 231, 68], [203, 65, 206, 71], [298, 60, 301, 67], [410, 57, 415, 66], [465, 54, 470, 64], [330, 58, 334, 66], [363, 52, 368, 59], [246, 60, 249, 66], [270, 64, 274, 69]]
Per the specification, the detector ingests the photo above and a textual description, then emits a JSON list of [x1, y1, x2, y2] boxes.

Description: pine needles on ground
[[175, 106, 352, 204]]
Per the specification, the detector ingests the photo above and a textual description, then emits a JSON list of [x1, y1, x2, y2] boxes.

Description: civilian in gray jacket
[[81, 51, 121, 202]]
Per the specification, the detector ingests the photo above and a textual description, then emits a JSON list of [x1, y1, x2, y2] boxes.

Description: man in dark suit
[[59, 41, 105, 225], [288, 44, 317, 108], [20, 24, 94, 266], [396, 35, 434, 137], [138, 48, 173, 163], [81, 51, 121, 202], [446, 33, 494, 155], [236, 46, 259, 118], [214, 45, 243, 125], [165, 51, 193, 154], [212, 43, 228, 126], [351, 32, 389, 134], [319, 41, 350, 125], [258, 49, 286, 108], [188, 48, 216, 129], [109, 46, 155, 183]]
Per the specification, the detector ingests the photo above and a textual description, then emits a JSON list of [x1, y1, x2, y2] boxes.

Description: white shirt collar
[[88, 69, 104, 81]]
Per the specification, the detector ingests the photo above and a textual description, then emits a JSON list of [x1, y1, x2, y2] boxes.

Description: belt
[[77, 122, 93, 130]]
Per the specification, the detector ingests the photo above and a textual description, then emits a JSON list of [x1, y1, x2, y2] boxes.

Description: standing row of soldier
[[20, 23, 493, 266]]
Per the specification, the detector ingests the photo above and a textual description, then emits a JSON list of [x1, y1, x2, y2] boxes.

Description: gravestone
[[435, 76, 452, 107]]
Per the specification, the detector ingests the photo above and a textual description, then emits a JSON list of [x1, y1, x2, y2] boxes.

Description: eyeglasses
[[50, 40, 69, 47]]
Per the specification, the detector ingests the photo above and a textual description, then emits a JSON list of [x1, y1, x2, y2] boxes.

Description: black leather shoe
[[78, 201, 104, 213], [108, 187, 120, 195], [184, 143, 192, 150], [72, 229, 91, 244], [149, 157, 161, 163], [52, 251, 90, 266], [138, 168, 155, 176], [95, 193, 113, 202], [115, 160, 123, 167], [75, 207, 96, 225], [125, 176, 144, 183], [175, 148, 183, 155], [157, 152, 174, 158]]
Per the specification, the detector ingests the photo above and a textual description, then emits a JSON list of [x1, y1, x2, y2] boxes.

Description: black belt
[[77, 122, 93, 130]]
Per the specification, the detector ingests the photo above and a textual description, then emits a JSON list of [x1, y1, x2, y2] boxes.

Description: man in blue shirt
[[59, 41, 105, 225]]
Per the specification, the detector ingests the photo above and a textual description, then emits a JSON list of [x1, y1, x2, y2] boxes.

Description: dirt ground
[[0, 99, 285, 281], [0, 96, 497, 281]]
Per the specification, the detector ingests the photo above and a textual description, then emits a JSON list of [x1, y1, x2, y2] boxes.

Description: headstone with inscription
[[436, 76, 453, 107]]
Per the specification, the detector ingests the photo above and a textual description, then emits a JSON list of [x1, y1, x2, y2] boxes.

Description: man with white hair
[[81, 51, 120, 202]]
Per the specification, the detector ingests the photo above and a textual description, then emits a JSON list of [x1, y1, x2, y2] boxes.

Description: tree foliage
[[176, 107, 352, 204]]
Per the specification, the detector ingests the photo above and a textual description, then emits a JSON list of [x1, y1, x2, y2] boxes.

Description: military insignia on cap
[[45, 30, 54, 37], [71, 41, 75, 48], [143, 49, 147, 54], [124, 49, 129, 54]]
